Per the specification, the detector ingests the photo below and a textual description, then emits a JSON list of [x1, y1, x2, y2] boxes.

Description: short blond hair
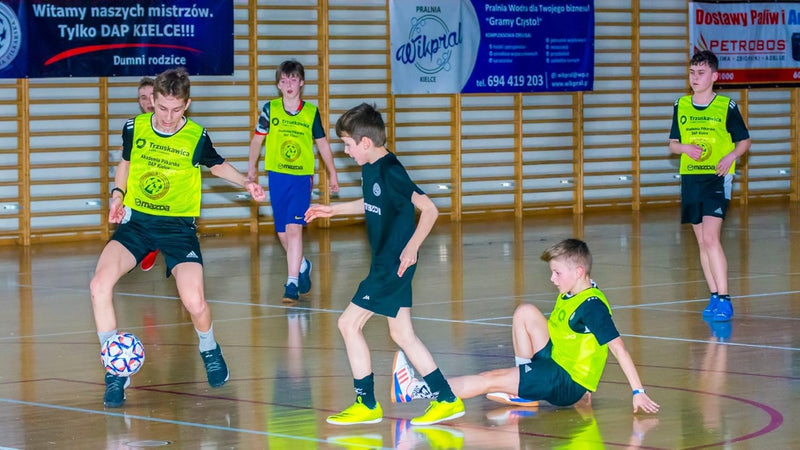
[[540, 238, 592, 275]]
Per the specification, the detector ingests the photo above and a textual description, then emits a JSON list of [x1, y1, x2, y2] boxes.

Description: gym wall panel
[[1, 0, 797, 244]]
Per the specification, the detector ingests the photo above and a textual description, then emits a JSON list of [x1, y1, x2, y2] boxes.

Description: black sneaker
[[201, 344, 230, 387], [298, 258, 312, 294], [103, 372, 130, 408]]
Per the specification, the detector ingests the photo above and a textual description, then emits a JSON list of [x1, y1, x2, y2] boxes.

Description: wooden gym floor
[[0, 203, 797, 449]]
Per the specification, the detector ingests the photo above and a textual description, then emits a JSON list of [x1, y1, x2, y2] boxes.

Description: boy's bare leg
[[90, 240, 137, 332], [691, 217, 727, 294], [387, 308, 438, 376], [172, 262, 211, 331], [511, 304, 550, 359], [448, 367, 520, 399], [279, 223, 304, 278], [338, 303, 375, 379]]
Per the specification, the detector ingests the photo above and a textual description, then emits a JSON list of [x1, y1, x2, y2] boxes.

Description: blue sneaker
[[710, 321, 732, 341], [298, 258, 312, 294], [103, 372, 130, 408], [713, 299, 733, 322], [200, 344, 230, 387], [702, 294, 720, 318], [282, 283, 299, 303]]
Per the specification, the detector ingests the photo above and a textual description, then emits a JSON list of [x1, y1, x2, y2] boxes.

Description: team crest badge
[[140, 171, 170, 199]]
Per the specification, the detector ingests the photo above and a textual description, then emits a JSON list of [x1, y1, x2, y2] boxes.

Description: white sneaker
[[486, 392, 539, 407], [391, 350, 436, 403]]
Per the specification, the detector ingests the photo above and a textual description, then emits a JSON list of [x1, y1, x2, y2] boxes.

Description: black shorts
[[680, 174, 732, 224], [351, 262, 416, 318], [111, 208, 203, 276], [518, 340, 588, 406]]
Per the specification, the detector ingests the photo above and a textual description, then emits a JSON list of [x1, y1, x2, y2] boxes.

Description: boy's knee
[[337, 314, 357, 336], [181, 297, 207, 317], [513, 303, 540, 320], [89, 274, 114, 301]]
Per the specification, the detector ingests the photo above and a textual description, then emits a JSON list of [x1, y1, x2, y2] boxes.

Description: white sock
[[98, 329, 117, 345], [196, 323, 217, 352], [300, 258, 308, 272], [515, 356, 532, 366], [287, 276, 298, 286]]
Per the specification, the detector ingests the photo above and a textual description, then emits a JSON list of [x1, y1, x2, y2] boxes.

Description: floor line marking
[[0, 397, 390, 449]]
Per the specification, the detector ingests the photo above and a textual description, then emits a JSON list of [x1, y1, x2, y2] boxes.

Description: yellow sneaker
[[327, 433, 383, 449], [410, 398, 465, 425], [326, 399, 383, 425], [413, 425, 464, 449]]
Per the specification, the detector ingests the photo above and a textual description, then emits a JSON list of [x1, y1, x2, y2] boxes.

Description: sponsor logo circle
[[140, 171, 170, 199], [372, 182, 381, 197], [0, 3, 22, 70], [281, 140, 301, 162], [693, 139, 712, 162]]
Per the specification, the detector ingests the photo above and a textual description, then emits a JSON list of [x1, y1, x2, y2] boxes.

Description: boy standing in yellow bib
[[668, 50, 750, 322], [248, 60, 339, 303]]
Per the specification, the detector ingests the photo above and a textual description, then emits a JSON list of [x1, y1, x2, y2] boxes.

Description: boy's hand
[[305, 204, 334, 223], [108, 198, 125, 224], [246, 166, 258, 182], [716, 154, 734, 176], [398, 244, 419, 277], [244, 180, 266, 202], [633, 392, 660, 414], [329, 172, 340, 193], [682, 144, 703, 160]]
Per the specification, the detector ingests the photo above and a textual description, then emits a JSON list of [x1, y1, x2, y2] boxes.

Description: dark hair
[[540, 238, 593, 275], [276, 59, 305, 83], [153, 68, 191, 101], [137, 76, 154, 90], [690, 50, 718, 72], [335, 103, 387, 147]]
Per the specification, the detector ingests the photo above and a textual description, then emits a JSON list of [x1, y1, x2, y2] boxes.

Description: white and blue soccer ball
[[100, 332, 145, 377]]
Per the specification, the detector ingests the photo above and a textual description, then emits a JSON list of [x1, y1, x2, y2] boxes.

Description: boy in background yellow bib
[[668, 50, 751, 322]]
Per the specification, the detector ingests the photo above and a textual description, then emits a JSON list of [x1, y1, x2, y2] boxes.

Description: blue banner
[[0, 0, 233, 78], [390, 0, 594, 94]]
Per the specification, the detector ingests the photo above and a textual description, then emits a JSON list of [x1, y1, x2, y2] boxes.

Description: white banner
[[390, 0, 481, 94], [389, 0, 595, 94], [690, 1, 800, 85]]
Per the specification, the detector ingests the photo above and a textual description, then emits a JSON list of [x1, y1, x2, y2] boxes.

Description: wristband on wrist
[[111, 187, 126, 199], [632, 388, 646, 396]]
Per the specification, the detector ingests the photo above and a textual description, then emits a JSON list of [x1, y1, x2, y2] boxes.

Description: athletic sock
[[423, 368, 457, 403], [196, 323, 218, 352], [719, 294, 730, 302], [354, 373, 377, 408], [710, 292, 719, 298], [515, 356, 532, 367], [286, 276, 298, 286], [300, 258, 308, 272], [98, 329, 117, 345]]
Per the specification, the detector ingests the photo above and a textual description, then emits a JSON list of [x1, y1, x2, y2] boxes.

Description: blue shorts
[[268, 171, 312, 233]]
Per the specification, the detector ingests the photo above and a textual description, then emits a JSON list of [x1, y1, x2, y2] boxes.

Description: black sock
[[423, 368, 456, 403], [354, 373, 376, 408], [719, 294, 730, 302], [711, 292, 719, 298]]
